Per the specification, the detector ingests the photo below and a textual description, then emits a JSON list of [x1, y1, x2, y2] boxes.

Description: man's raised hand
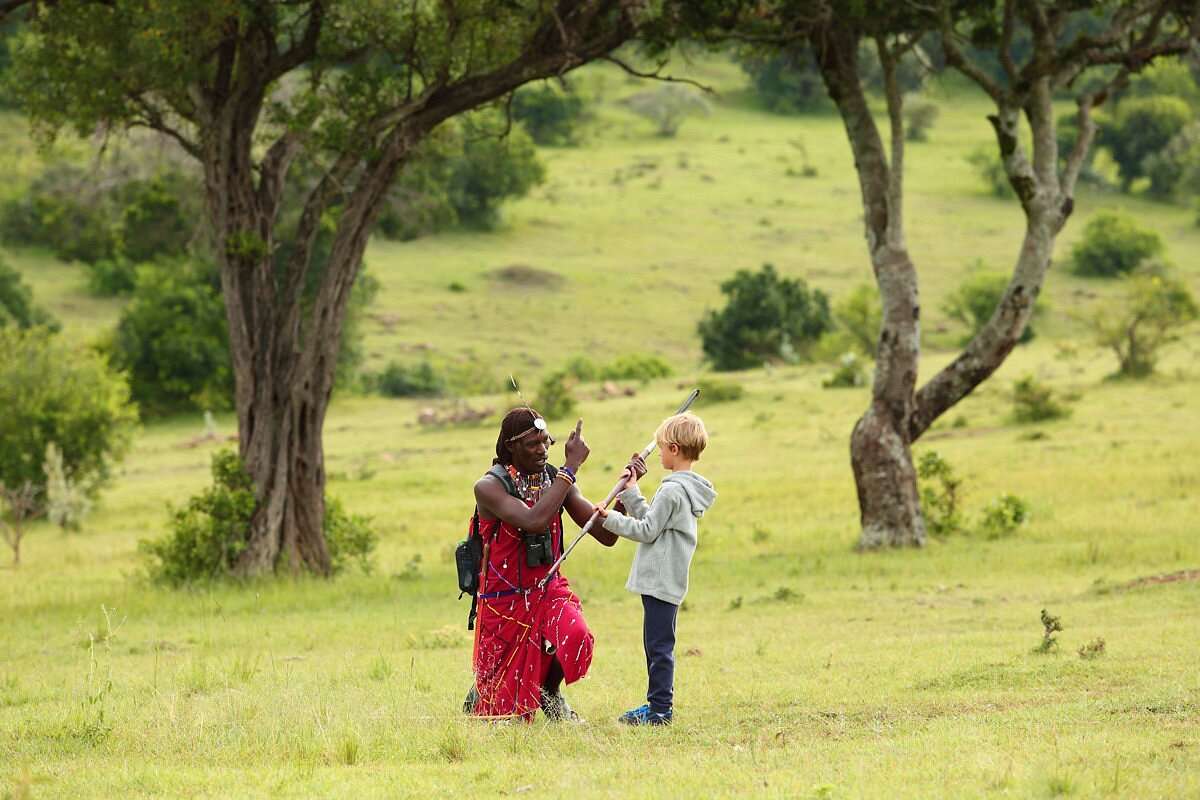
[[564, 418, 589, 470]]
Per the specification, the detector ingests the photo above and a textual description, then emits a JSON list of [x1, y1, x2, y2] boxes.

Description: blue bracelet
[[559, 465, 577, 482]]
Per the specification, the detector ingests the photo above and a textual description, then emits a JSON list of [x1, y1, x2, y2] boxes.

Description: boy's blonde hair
[[655, 412, 708, 461]]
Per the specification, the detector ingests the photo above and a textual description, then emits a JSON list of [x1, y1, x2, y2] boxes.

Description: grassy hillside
[[2, 56, 1199, 799]]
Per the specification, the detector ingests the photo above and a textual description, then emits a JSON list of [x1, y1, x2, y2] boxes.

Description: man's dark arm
[[475, 476, 573, 533], [563, 486, 618, 546]]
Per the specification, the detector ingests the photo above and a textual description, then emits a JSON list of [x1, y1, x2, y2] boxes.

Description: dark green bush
[[562, 355, 600, 382], [943, 270, 1038, 344], [513, 83, 586, 146], [600, 353, 673, 382], [86, 257, 138, 297], [735, 47, 829, 114], [979, 494, 1029, 539], [106, 260, 233, 416], [0, 327, 136, 501], [1098, 96, 1193, 190], [1142, 122, 1200, 199], [903, 96, 939, 142], [1011, 376, 1070, 424], [142, 450, 377, 585], [534, 371, 577, 420], [698, 263, 832, 371], [696, 378, 744, 404], [917, 451, 964, 538], [114, 172, 199, 263], [375, 361, 444, 398], [0, 256, 59, 331], [1069, 212, 1164, 278]]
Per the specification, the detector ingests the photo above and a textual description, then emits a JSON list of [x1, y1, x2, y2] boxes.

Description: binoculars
[[523, 529, 555, 568]]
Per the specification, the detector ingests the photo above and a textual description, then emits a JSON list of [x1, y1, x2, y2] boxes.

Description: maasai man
[[466, 408, 641, 721]]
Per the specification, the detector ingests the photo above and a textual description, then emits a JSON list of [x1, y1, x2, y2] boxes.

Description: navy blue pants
[[642, 594, 679, 715]]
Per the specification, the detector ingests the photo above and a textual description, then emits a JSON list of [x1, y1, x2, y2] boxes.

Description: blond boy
[[594, 412, 717, 725]]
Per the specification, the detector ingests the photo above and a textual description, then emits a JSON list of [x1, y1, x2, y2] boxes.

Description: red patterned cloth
[[471, 500, 594, 720]]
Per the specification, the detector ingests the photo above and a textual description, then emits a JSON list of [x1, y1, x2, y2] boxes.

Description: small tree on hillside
[[699, 263, 832, 371], [1098, 95, 1193, 191], [1088, 272, 1198, 378], [625, 84, 711, 137], [0, 480, 38, 567]]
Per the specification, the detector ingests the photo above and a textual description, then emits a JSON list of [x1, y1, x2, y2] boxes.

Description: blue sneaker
[[618, 703, 672, 726]]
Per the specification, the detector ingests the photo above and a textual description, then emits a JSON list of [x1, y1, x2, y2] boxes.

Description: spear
[[536, 388, 700, 589]]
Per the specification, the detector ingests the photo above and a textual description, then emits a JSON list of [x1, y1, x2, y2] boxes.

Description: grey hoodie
[[601, 471, 717, 605]]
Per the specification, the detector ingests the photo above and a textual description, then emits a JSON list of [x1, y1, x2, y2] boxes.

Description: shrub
[[834, 283, 881, 357], [625, 85, 711, 137], [699, 264, 832, 371], [942, 270, 1038, 344], [106, 260, 233, 416], [0, 327, 136, 504], [375, 361, 444, 398], [512, 82, 586, 146], [1088, 272, 1199, 378], [822, 352, 869, 389], [1098, 96, 1192, 190], [1069, 212, 1164, 278], [600, 353, 673, 382], [562, 355, 600, 382], [142, 450, 376, 585], [917, 451, 964, 538], [978, 494, 1029, 539], [903, 96, 939, 142], [113, 172, 198, 263], [0, 256, 59, 331], [44, 442, 91, 533], [534, 371, 577, 420], [86, 257, 138, 297], [1142, 121, 1200, 200], [1011, 376, 1070, 423], [696, 378, 744, 404], [965, 146, 1012, 197], [446, 113, 545, 228], [735, 47, 829, 114]]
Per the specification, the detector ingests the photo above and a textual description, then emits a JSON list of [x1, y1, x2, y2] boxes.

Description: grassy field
[[2, 55, 1199, 799]]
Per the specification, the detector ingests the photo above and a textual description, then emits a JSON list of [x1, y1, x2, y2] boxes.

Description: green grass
[[2, 57, 1200, 798]]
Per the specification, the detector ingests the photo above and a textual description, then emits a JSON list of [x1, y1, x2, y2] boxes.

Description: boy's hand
[[622, 452, 647, 489], [591, 504, 608, 520]]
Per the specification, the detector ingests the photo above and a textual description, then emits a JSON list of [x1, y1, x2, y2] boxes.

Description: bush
[[822, 352, 869, 388], [512, 82, 586, 146], [1098, 96, 1193, 190], [917, 451, 964, 538], [699, 263, 832, 371], [1011, 376, 1070, 423], [978, 494, 1029, 539], [600, 353, 673, 382], [625, 85, 711, 137], [1142, 122, 1200, 200], [696, 378, 744, 404], [446, 113, 545, 228], [1069, 212, 1164, 278], [735, 47, 829, 114], [44, 442, 92, 533], [0, 256, 59, 331], [106, 260, 233, 416], [903, 96, 939, 142], [1088, 272, 1199, 378], [834, 283, 881, 357], [965, 146, 1012, 197], [113, 172, 198, 263], [562, 355, 600, 382], [142, 450, 376, 585], [375, 361, 444, 398], [86, 257, 138, 297], [534, 372, 577, 420], [0, 327, 136, 503], [942, 270, 1037, 344]]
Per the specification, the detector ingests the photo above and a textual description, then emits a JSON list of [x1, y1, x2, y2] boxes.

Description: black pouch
[[456, 515, 483, 596]]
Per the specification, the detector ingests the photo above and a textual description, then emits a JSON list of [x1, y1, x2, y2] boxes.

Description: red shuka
[[471, 498, 594, 720]]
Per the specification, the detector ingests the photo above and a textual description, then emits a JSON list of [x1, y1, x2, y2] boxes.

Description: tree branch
[[601, 55, 716, 94]]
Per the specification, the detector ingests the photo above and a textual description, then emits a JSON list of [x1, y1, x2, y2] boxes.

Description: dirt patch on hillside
[[489, 264, 565, 290], [1120, 569, 1200, 590]]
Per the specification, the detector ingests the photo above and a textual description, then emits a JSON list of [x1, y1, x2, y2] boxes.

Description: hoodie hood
[[662, 471, 717, 518]]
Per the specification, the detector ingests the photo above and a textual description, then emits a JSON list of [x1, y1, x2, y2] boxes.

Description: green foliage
[[625, 85, 711, 137], [114, 171, 198, 263], [1098, 96, 1193, 190], [600, 353, 673, 382], [512, 82, 586, 146], [903, 95, 939, 142], [1034, 609, 1062, 655], [448, 114, 545, 229], [699, 264, 832, 371], [1011, 376, 1070, 424], [562, 355, 600, 382], [374, 361, 444, 398], [942, 269, 1037, 344], [1122, 57, 1200, 109], [0, 327, 136, 502], [141, 450, 256, 586], [834, 283, 881, 357], [978, 494, 1029, 540], [1088, 272, 1199, 378], [1069, 212, 1164, 278], [822, 352, 869, 389], [106, 260, 232, 416], [695, 378, 744, 404], [534, 372, 577, 420], [86, 257, 138, 297], [917, 451, 963, 538], [143, 451, 377, 585], [0, 255, 59, 331], [735, 47, 829, 114], [43, 442, 92, 533], [1142, 122, 1200, 200], [965, 145, 1012, 197], [324, 497, 377, 576]]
